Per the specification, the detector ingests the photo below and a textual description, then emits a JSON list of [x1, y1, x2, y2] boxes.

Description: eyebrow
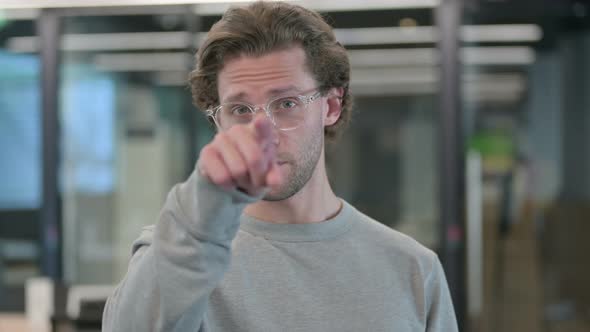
[[224, 85, 301, 103]]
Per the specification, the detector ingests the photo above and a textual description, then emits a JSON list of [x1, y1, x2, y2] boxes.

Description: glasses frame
[[206, 87, 323, 131]]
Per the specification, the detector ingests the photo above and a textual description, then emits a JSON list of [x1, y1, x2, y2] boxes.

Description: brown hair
[[188, 1, 352, 140]]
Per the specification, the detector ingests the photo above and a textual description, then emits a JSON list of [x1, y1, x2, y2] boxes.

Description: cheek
[[277, 129, 306, 156], [305, 104, 326, 130], [278, 107, 324, 154]]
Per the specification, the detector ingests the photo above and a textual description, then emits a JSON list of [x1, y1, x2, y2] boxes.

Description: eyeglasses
[[206, 88, 322, 131]]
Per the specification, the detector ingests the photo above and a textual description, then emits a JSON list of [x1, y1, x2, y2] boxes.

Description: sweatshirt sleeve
[[102, 170, 262, 332], [425, 254, 459, 332]]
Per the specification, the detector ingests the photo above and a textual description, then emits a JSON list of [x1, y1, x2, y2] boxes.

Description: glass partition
[[57, 8, 200, 284], [314, 8, 442, 251], [0, 9, 41, 311]]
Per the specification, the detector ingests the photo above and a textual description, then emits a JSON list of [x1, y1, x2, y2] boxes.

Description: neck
[[243, 152, 341, 224]]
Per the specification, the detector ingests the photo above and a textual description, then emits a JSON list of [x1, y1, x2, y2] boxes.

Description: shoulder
[[346, 202, 438, 274]]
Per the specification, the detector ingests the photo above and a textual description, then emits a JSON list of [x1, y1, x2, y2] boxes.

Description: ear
[[323, 87, 344, 127]]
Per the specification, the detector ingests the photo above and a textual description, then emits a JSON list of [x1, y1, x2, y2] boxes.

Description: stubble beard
[[262, 128, 324, 202]]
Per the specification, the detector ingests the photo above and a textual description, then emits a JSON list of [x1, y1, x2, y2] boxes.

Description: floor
[[0, 314, 29, 332]]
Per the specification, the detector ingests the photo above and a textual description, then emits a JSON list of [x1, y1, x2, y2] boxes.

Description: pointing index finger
[[252, 114, 277, 145]]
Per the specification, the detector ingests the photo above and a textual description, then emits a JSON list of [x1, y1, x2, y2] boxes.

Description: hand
[[197, 114, 283, 196]]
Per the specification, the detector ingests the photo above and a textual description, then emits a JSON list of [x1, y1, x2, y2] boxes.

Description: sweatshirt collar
[[239, 200, 353, 242]]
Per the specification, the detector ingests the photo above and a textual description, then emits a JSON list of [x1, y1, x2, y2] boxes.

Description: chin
[[262, 188, 296, 202]]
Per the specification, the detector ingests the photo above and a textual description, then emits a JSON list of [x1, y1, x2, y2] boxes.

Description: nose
[[252, 106, 277, 127]]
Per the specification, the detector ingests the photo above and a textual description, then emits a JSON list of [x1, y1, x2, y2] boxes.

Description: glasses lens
[[217, 103, 254, 129], [269, 97, 306, 130]]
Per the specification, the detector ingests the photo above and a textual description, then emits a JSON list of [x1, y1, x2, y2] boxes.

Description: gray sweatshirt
[[102, 170, 458, 332]]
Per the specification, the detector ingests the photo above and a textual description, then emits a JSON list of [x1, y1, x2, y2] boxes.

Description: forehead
[[217, 46, 317, 102]]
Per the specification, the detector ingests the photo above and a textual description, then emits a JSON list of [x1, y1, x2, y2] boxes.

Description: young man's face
[[216, 45, 339, 201]]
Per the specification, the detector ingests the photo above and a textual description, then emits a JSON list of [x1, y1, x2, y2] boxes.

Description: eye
[[229, 104, 252, 116], [277, 98, 299, 109]]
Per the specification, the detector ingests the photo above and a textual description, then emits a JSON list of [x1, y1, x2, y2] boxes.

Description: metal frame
[[435, 0, 466, 329], [39, 8, 63, 282], [185, 5, 200, 175], [48, 4, 191, 16]]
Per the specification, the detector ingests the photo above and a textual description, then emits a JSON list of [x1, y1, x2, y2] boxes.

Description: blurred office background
[[0, 0, 589, 331]]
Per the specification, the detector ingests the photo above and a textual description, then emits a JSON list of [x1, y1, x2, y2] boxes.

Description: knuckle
[[232, 165, 248, 178], [218, 175, 233, 186], [215, 175, 231, 187], [199, 145, 214, 160], [214, 132, 227, 143], [248, 152, 264, 170], [210, 168, 229, 184]]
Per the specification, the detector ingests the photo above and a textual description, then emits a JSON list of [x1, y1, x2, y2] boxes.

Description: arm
[[102, 171, 260, 332], [425, 255, 459, 332], [102, 115, 281, 332]]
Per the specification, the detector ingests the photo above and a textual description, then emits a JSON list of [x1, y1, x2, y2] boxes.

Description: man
[[102, 2, 458, 331]]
